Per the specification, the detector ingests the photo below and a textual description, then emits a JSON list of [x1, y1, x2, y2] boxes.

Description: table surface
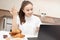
[[0, 31, 39, 40], [0, 31, 28, 40]]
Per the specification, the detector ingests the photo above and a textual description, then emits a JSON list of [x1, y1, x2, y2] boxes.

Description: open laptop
[[38, 24, 60, 40]]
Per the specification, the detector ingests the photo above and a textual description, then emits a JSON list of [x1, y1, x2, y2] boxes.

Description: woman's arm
[[35, 16, 42, 33], [35, 27, 40, 32], [12, 16, 20, 33], [10, 6, 21, 33]]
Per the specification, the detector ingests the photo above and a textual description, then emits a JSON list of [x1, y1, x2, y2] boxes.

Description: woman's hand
[[9, 6, 18, 17], [35, 27, 39, 32]]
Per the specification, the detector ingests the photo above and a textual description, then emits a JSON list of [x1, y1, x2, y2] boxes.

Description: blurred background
[[0, 0, 60, 31]]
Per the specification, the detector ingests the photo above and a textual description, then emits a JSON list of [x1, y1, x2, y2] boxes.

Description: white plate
[[0, 31, 28, 40]]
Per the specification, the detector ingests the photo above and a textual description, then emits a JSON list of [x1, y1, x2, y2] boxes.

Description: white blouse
[[16, 15, 42, 38]]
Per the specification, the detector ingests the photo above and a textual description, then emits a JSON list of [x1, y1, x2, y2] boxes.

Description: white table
[[0, 31, 28, 40]]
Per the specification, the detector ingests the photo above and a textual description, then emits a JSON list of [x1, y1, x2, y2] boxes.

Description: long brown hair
[[18, 1, 33, 24]]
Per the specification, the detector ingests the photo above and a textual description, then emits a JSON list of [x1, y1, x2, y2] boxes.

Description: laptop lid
[[38, 25, 60, 40]]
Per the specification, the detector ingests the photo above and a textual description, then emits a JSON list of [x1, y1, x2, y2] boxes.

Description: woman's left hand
[[35, 27, 39, 32]]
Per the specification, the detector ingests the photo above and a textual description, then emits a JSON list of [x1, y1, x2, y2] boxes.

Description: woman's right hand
[[9, 6, 18, 17]]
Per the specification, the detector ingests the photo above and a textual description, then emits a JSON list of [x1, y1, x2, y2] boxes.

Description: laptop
[[38, 24, 60, 40]]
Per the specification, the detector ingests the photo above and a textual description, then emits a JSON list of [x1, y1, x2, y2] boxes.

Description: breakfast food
[[5, 37, 10, 40], [12, 33, 25, 38], [9, 29, 25, 38]]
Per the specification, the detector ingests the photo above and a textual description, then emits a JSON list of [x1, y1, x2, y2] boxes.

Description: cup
[[3, 35, 8, 39]]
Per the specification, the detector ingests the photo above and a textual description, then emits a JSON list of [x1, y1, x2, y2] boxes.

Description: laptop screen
[[38, 25, 60, 40]]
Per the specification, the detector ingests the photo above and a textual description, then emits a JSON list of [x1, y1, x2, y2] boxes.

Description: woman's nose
[[29, 10, 33, 14]]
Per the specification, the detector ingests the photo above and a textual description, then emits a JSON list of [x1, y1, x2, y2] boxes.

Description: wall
[[0, 0, 60, 18], [39, 0, 60, 18], [0, 0, 23, 11]]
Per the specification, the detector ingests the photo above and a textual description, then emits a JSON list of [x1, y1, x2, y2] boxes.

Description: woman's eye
[[27, 10, 29, 11], [31, 8, 33, 11]]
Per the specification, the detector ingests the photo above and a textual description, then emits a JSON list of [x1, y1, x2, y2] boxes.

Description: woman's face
[[23, 4, 33, 17]]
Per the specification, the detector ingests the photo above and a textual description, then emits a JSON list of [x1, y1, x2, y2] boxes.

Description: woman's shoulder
[[32, 15, 40, 20], [32, 15, 42, 25]]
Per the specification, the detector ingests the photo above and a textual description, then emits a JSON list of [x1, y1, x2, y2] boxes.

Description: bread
[[9, 29, 25, 38], [12, 28, 22, 33], [12, 33, 25, 38]]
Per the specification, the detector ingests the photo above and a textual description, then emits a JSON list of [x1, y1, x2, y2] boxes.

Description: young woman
[[10, 1, 42, 38]]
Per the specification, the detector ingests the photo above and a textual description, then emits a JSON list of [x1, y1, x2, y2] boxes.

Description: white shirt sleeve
[[35, 17, 42, 27]]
